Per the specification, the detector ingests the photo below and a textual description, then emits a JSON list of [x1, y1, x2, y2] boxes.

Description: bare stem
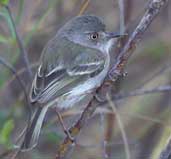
[[5, 5, 33, 80], [0, 56, 31, 114], [0, 56, 32, 158], [107, 94, 131, 159], [159, 135, 171, 159], [118, 0, 126, 33], [114, 85, 171, 100], [109, 0, 169, 81], [78, 0, 90, 16]]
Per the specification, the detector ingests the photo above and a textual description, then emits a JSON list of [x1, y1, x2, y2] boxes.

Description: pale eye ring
[[90, 32, 99, 40]]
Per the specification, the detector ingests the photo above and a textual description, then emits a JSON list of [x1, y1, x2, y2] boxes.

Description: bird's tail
[[21, 106, 49, 151]]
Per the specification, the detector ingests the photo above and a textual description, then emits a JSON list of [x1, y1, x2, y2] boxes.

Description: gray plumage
[[21, 15, 121, 150], [30, 37, 105, 105]]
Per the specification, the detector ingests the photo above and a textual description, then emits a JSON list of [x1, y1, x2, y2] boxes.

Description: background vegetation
[[0, 0, 171, 159]]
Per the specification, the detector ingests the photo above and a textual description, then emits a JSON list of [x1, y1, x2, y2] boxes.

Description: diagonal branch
[[55, 0, 169, 158], [0, 56, 32, 120], [109, 0, 168, 81], [159, 135, 171, 159], [107, 94, 131, 159], [0, 57, 28, 104], [78, 0, 90, 16], [4, 5, 33, 80]]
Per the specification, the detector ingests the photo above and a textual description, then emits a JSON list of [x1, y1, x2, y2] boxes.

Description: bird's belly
[[45, 72, 107, 109], [59, 55, 110, 109], [53, 53, 110, 109], [55, 78, 103, 109]]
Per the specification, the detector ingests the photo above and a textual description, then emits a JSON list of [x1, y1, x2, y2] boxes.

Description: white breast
[[54, 53, 110, 109], [69, 52, 110, 96]]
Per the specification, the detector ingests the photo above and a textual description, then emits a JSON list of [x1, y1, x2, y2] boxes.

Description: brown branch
[[109, 0, 168, 81], [0, 149, 13, 159], [55, 0, 169, 158], [78, 0, 90, 16]]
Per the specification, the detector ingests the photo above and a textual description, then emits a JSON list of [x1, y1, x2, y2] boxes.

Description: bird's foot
[[64, 129, 75, 143], [95, 93, 106, 103], [55, 109, 75, 143]]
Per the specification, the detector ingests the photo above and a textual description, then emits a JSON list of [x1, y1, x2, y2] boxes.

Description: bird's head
[[58, 15, 125, 53]]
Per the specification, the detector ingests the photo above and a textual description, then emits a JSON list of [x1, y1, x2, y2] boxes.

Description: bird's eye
[[90, 32, 99, 40]]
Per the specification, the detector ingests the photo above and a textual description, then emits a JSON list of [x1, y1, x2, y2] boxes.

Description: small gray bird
[[21, 15, 123, 150]]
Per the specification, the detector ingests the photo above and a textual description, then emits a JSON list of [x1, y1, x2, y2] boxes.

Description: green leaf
[[0, 119, 14, 146], [46, 132, 61, 144], [0, 34, 8, 43], [0, 0, 9, 6]]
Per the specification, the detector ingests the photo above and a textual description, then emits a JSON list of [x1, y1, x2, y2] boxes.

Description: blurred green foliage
[[0, 119, 14, 148], [46, 132, 62, 144], [0, 0, 9, 6], [0, 1, 170, 158], [0, 7, 19, 90], [144, 41, 167, 60], [0, 34, 8, 43]]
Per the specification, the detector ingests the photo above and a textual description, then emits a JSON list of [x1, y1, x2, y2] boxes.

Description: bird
[[21, 15, 123, 151]]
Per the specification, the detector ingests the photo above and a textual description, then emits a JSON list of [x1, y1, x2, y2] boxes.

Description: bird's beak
[[105, 32, 127, 39]]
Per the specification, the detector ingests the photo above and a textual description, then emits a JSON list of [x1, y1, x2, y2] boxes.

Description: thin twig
[[99, 112, 109, 159], [78, 0, 90, 16], [0, 56, 31, 113], [0, 63, 38, 97], [55, 0, 169, 158], [103, 0, 128, 157], [159, 135, 171, 159], [118, 0, 126, 33], [109, 0, 169, 81], [107, 94, 131, 159], [0, 56, 31, 159], [96, 85, 171, 107], [113, 85, 171, 100], [136, 64, 171, 89], [124, 0, 133, 25], [5, 5, 33, 80]]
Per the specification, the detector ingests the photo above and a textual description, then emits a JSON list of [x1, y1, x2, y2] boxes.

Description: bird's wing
[[30, 38, 105, 104], [67, 51, 104, 75]]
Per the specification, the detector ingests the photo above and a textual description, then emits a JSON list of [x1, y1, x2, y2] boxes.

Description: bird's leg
[[55, 108, 75, 143], [95, 93, 106, 103]]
